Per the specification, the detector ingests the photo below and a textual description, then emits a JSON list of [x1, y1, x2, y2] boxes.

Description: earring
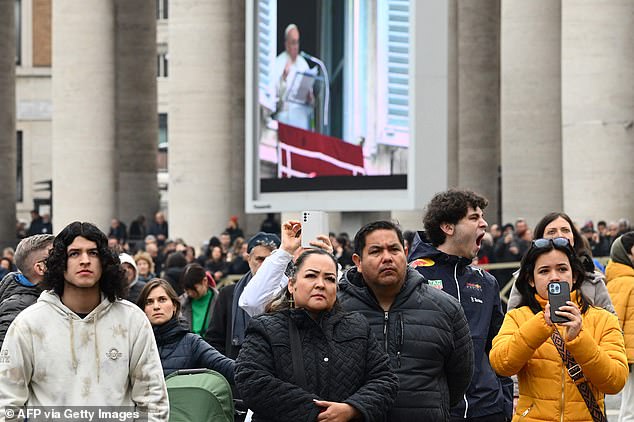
[[289, 293, 295, 309]]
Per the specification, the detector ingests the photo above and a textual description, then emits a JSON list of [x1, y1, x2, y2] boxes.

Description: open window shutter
[[377, 0, 410, 147], [257, 0, 277, 111]]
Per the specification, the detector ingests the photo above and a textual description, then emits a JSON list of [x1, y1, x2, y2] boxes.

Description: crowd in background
[[2, 211, 631, 291]]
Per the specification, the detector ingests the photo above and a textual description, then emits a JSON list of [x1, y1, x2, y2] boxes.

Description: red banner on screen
[[277, 123, 366, 178]]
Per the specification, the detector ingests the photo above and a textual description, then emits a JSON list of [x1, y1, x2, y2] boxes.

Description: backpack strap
[[288, 316, 308, 390], [551, 329, 607, 422]]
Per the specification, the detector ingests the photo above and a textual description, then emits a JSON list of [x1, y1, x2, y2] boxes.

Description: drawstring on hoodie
[[94, 312, 100, 382], [69, 315, 78, 373]]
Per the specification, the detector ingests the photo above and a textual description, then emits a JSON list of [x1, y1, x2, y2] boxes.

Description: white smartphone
[[301, 211, 329, 248]]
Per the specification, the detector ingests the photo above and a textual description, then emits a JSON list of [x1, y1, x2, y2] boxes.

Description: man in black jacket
[[205, 232, 280, 359], [409, 189, 513, 421], [0, 234, 54, 346], [339, 220, 474, 422]]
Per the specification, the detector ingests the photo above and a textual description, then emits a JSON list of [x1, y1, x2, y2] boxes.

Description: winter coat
[[338, 267, 474, 422], [235, 307, 398, 422], [408, 235, 512, 419], [508, 269, 615, 315], [605, 261, 634, 363], [0, 272, 42, 346], [179, 287, 219, 335], [0, 291, 169, 421], [490, 293, 628, 421], [153, 318, 235, 383]]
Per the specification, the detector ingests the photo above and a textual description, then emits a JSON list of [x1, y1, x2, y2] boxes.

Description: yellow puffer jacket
[[490, 293, 628, 422], [605, 260, 634, 363]]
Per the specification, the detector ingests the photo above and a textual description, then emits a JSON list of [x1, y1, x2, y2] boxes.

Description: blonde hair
[[134, 251, 155, 275]]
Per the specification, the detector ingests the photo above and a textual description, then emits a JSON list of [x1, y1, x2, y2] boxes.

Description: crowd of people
[[0, 189, 633, 422]]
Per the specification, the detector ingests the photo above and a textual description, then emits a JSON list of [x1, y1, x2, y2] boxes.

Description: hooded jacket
[[338, 266, 474, 422], [179, 286, 220, 335], [490, 293, 628, 421], [153, 317, 235, 382], [119, 253, 146, 303], [0, 291, 169, 421], [0, 272, 42, 346], [605, 256, 634, 364], [408, 234, 512, 419]]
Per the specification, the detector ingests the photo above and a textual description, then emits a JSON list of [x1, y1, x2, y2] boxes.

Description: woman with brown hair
[[235, 249, 398, 422], [490, 238, 627, 421], [137, 278, 234, 382]]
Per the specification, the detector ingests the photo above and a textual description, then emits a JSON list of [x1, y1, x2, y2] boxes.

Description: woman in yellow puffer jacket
[[605, 231, 634, 421], [490, 238, 628, 421]]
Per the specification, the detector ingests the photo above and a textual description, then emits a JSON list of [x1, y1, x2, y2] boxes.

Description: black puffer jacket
[[153, 318, 235, 383], [0, 272, 42, 346], [235, 307, 398, 422], [408, 237, 513, 419], [338, 267, 474, 422]]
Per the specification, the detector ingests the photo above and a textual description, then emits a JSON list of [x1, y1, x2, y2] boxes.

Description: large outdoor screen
[[245, 0, 449, 212]]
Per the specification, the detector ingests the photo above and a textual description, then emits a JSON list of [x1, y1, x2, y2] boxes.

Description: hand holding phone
[[548, 281, 571, 324], [300, 211, 329, 249]]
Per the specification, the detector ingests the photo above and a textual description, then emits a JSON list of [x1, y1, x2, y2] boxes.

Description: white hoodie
[[0, 290, 169, 421]]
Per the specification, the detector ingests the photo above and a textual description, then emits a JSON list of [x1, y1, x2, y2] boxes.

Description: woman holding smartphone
[[507, 212, 614, 314], [490, 238, 627, 421], [235, 248, 398, 422]]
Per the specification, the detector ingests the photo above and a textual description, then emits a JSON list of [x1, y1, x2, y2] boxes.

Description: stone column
[[169, 0, 245, 249], [457, 0, 501, 223], [500, 0, 562, 227], [52, 0, 116, 231], [562, 0, 634, 223], [446, 0, 458, 188], [0, 0, 17, 247], [114, 0, 159, 226]]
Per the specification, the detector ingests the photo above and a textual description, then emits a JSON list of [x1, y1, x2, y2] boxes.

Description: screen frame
[[245, 0, 449, 213]]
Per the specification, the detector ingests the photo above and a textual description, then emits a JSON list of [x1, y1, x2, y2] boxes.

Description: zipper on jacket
[[453, 263, 461, 302], [396, 312, 404, 368], [518, 403, 533, 421], [383, 311, 389, 352], [560, 364, 565, 422], [456, 262, 466, 418]]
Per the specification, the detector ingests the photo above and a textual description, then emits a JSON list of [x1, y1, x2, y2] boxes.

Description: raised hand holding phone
[[546, 281, 582, 341], [300, 211, 329, 249]]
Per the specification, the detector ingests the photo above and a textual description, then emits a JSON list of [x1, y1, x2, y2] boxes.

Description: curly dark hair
[[353, 220, 404, 256], [423, 189, 488, 246], [42, 221, 126, 301], [515, 240, 589, 315]]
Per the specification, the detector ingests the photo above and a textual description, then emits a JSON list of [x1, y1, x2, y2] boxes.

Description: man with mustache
[[240, 219, 474, 421], [409, 189, 512, 422]]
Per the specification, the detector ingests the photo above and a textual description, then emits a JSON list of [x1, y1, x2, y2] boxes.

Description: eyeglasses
[[531, 237, 571, 249]]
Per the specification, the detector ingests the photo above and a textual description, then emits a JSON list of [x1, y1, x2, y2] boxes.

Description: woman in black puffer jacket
[[137, 278, 235, 383], [235, 249, 398, 422]]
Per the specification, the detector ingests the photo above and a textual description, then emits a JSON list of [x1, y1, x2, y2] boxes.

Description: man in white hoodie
[[0, 221, 169, 421]]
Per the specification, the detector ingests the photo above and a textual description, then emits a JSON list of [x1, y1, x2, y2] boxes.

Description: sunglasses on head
[[531, 237, 571, 249]]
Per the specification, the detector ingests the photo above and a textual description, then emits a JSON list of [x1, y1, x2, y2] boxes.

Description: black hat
[[247, 232, 281, 253]]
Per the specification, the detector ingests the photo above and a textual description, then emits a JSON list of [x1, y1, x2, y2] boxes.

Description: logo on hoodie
[[410, 258, 435, 268], [106, 348, 123, 360]]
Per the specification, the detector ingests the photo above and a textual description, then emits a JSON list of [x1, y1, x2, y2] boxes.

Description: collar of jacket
[[286, 306, 344, 330], [339, 266, 425, 309], [153, 317, 189, 346]]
